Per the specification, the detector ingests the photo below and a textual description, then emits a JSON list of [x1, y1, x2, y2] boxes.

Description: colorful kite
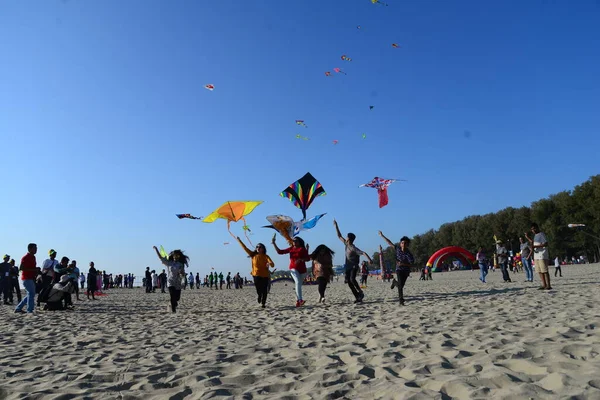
[[392, 43, 400, 48], [325, 71, 332, 77], [333, 68, 347, 75], [280, 172, 326, 220], [176, 213, 203, 220], [263, 214, 327, 246], [359, 177, 405, 208], [202, 201, 263, 244], [295, 134, 309, 140], [332, 140, 339, 145], [371, 0, 389, 5], [341, 55, 352, 61], [204, 84, 214, 91], [296, 120, 308, 128]]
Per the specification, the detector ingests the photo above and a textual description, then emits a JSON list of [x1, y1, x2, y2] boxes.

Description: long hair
[[248, 243, 267, 258], [310, 244, 335, 260], [169, 249, 189, 267], [293, 236, 306, 249]]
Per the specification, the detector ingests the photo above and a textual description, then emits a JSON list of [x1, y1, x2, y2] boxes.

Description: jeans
[[345, 266, 363, 299], [16, 279, 36, 313], [499, 261, 511, 282], [522, 258, 533, 281], [554, 266, 562, 277], [479, 263, 488, 282], [289, 269, 305, 301]]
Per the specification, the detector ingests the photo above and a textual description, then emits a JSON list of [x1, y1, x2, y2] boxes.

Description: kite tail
[[378, 187, 389, 208], [226, 220, 237, 241], [242, 217, 254, 247]]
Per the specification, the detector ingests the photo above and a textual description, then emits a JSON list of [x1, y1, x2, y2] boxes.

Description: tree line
[[373, 175, 600, 269]]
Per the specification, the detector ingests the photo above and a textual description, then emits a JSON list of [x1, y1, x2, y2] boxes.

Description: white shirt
[[533, 232, 549, 260], [555, 257, 560, 267], [42, 259, 58, 277]]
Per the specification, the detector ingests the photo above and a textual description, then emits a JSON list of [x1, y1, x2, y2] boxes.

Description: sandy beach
[[2, 264, 600, 399]]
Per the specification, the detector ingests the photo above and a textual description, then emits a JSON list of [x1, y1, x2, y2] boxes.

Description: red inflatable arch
[[426, 246, 476, 271]]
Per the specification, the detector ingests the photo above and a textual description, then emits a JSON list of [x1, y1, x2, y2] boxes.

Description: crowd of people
[[4, 220, 568, 315]]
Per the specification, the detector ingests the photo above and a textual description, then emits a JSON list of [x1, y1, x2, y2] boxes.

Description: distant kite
[[332, 140, 339, 145], [341, 55, 352, 61], [176, 214, 203, 220], [204, 84, 214, 91], [333, 68, 347, 75], [360, 177, 406, 208], [362, 133, 367, 139], [369, 105, 374, 110], [325, 71, 332, 77], [295, 134, 309, 140], [392, 43, 400, 48], [371, 0, 389, 5], [296, 120, 308, 128]]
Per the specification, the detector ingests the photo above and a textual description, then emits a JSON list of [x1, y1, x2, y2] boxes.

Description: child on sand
[[379, 231, 414, 306], [152, 246, 188, 313]]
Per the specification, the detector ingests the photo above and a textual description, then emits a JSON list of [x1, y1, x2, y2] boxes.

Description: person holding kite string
[[334, 219, 372, 304], [236, 237, 274, 308], [272, 234, 310, 307], [152, 246, 188, 313], [379, 231, 414, 305]]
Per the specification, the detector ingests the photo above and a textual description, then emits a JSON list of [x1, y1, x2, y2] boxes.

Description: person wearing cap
[[496, 239, 511, 283], [38, 249, 58, 306], [1, 254, 12, 304], [9, 259, 22, 303]]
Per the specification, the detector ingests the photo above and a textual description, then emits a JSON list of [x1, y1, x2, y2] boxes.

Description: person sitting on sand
[[310, 245, 335, 304], [152, 246, 188, 313], [236, 237, 274, 308], [334, 219, 372, 304], [272, 234, 310, 307], [379, 231, 414, 306]]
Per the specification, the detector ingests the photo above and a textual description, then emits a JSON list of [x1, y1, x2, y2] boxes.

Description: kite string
[[242, 217, 254, 247]]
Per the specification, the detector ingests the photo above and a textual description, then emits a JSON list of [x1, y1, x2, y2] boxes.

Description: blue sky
[[1, 0, 599, 278]]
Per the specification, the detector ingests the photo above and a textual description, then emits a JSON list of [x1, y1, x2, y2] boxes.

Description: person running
[[272, 234, 310, 307], [520, 236, 534, 282], [236, 237, 274, 308], [310, 245, 335, 304], [15, 243, 38, 314], [153, 246, 187, 313], [476, 246, 488, 283], [526, 223, 552, 290], [334, 219, 372, 303], [379, 231, 414, 305], [87, 262, 98, 300], [554, 256, 562, 277]]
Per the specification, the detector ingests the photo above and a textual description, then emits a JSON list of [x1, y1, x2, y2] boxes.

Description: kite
[[369, 105, 374, 110], [359, 177, 406, 208], [362, 133, 367, 139], [295, 134, 309, 140], [280, 172, 326, 220], [223, 242, 230, 245], [357, 25, 362, 30], [263, 214, 327, 245], [371, 0, 389, 5], [176, 213, 203, 220], [332, 140, 339, 145], [333, 68, 347, 75], [159, 245, 169, 259], [296, 120, 308, 128], [204, 84, 214, 91], [202, 201, 263, 245], [341, 55, 352, 61], [325, 71, 332, 77], [392, 43, 400, 48]]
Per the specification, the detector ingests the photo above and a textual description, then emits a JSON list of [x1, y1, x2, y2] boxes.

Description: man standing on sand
[[496, 239, 511, 282], [333, 219, 372, 304], [526, 222, 552, 290], [0, 255, 12, 304], [15, 243, 38, 314], [226, 272, 231, 289]]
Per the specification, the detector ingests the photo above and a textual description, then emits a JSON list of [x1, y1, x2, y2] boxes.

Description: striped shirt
[[395, 245, 415, 272]]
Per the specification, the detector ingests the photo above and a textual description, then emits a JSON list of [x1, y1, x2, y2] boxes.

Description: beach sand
[[2, 264, 599, 399]]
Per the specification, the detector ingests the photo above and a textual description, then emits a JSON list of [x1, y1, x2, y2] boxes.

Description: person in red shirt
[[15, 243, 38, 314], [272, 234, 310, 307]]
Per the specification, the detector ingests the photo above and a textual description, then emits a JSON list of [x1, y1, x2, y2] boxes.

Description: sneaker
[[261, 304, 266, 308], [321, 297, 325, 304], [359, 292, 365, 301], [318, 296, 323, 303], [391, 279, 397, 290], [14, 309, 25, 314], [295, 300, 301, 307], [299, 300, 306, 306]]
